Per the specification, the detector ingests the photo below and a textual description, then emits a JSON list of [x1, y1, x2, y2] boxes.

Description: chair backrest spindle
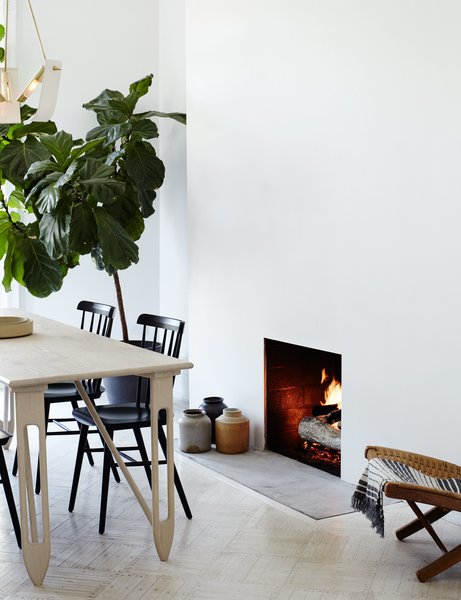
[[134, 314, 185, 409], [76, 301, 116, 394]]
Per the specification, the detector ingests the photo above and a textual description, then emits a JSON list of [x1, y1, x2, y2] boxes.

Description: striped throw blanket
[[351, 458, 461, 537]]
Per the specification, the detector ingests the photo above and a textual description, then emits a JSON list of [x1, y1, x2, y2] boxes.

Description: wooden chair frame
[[366, 445, 461, 582]]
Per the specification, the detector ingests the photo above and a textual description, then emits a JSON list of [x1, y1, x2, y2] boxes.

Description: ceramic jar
[[179, 409, 211, 453], [215, 408, 249, 454], [198, 396, 228, 444]]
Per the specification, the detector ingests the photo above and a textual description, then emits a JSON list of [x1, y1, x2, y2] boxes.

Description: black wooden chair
[[68, 313, 192, 534], [12, 300, 117, 493], [0, 429, 21, 548]]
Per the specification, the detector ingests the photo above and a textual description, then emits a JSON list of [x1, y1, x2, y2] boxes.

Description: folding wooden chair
[[366, 445, 461, 582]]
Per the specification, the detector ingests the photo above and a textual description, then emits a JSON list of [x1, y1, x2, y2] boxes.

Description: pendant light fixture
[[0, 0, 62, 124]]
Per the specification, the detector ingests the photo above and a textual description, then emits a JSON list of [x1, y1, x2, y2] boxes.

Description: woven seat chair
[[366, 445, 461, 582]]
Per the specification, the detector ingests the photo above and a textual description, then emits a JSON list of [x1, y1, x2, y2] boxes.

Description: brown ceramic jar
[[215, 408, 249, 454]]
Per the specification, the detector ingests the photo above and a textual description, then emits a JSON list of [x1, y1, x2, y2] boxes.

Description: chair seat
[[73, 403, 151, 427], [46, 381, 104, 402], [45, 382, 80, 400]]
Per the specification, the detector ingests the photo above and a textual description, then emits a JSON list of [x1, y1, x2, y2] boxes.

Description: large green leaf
[[137, 186, 156, 218], [20, 105, 37, 121], [125, 141, 165, 191], [26, 159, 63, 179], [28, 171, 61, 203], [94, 207, 139, 271], [13, 235, 63, 297], [109, 192, 145, 241], [83, 89, 128, 125], [90, 245, 106, 271], [105, 150, 124, 166], [130, 119, 158, 140], [123, 75, 154, 114], [7, 189, 26, 209], [129, 74, 153, 98], [86, 123, 131, 145], [83, 89, 124, 112], [39, 197, 72, 259], [69, 203, 97, 254], [135, 110, 186, 125], [10, 121, 57, 140], [79, 158, 124, 203], [0, 123, 10, 137], [69, 138, 104, 161], [0, 217, 12, 260], [56, 162, 79, 188], [39, 131, 74, 167], [107, 98, 133, 119], [0, 137, 50, 186], [35, 173, 62, 213], [2, 234, 15, 291]]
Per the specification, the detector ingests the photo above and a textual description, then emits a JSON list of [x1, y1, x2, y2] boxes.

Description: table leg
[[150, 373, 175, 560], [75, 373, 177, 561], [1, 385, 15, 447], [14, 385, 50, 586]]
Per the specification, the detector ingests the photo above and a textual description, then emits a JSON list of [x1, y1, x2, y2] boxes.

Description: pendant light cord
[[27, 0, 46, 61]]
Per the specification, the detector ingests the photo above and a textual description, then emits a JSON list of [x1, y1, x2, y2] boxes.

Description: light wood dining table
[[0, 310, 193, 586]]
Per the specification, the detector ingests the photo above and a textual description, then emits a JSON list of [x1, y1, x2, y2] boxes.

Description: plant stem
[[113, 270, 129, 342]]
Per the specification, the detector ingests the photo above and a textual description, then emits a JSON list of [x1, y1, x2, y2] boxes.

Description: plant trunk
[[113, 271, 129, 342]]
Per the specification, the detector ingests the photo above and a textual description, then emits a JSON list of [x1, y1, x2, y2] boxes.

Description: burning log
[[298, 416, 341, 451], [312, 403, 339, 417], [326, 408, 341, 426]]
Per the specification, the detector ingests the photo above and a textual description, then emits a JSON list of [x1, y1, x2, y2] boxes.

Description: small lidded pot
[[179, 409, 211, 453], [215, 408, 249, 454]]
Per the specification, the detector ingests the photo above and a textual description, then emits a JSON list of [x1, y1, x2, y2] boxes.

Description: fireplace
[[265, 338, 342, 477]]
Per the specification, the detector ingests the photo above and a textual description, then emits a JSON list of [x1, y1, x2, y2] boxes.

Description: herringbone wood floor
[[1, 429, 461, 599]]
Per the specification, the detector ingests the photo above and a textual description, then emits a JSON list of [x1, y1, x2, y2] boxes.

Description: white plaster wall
[[17, 0, 161, 340], [158, 0, 189, 398], [186, 0, 461, 482]]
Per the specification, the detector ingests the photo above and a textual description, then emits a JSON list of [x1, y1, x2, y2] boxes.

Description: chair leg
[[99, 431, 115, 535], [97, 430, 121, 484], [158, 423, 192, 520], [417, 543, 461, 582], [70, 398, 95, 467], [406, 501, 447, 554], [133, 428, 152, 486], [396, 506, 449, 541], [0, 449, 21, 548], [68, 425, 89, 512], [12, 449, 17, 477]]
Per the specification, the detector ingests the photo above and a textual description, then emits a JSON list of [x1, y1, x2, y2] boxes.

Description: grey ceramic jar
[[178, 409, 211, 453]]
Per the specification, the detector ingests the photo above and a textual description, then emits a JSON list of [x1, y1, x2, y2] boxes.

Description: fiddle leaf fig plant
[[0, 74, 186, 340]]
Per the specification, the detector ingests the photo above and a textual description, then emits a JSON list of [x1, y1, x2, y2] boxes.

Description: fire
[[320, 368, 342, 409]]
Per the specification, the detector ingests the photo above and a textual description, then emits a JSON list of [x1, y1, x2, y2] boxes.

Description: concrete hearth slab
[[179, 448, 357, 519]]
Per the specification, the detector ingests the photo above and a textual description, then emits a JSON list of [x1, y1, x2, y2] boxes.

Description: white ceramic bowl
[[0, 316, 33, 338]]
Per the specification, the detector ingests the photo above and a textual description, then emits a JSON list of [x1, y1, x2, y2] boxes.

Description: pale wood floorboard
[[1, 425, 461, 599]]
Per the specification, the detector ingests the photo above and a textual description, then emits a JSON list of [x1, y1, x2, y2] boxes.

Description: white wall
[[186, 0, 461, 482], [158, 0, 189, 398], [17, 0, 161, 339]]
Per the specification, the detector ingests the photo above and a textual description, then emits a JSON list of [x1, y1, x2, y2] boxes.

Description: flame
[[321, 368, 342, 409]]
